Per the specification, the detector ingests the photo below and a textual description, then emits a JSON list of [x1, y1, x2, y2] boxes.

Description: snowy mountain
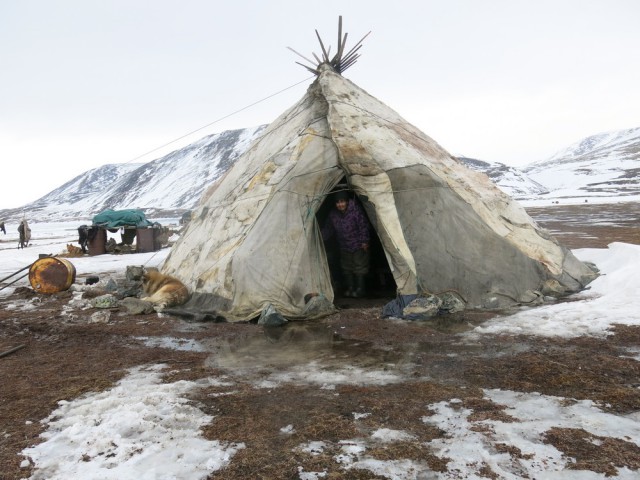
[[0, 126, 266, 223], [1, 125, 638, 223], [521, 127, 640, 204], [457, 156, 549, 197]]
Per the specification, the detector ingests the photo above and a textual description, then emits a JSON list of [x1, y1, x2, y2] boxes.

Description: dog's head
[[141, 268, 161, 286]]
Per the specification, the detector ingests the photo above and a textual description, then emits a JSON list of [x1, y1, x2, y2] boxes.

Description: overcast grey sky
[[1, 0, 638, 209]]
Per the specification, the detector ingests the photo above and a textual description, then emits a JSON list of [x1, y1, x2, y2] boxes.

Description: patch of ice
[[371, 428, 416, 443]]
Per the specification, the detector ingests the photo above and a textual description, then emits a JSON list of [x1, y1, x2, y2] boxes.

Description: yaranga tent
[[162, 31, 595, 322]]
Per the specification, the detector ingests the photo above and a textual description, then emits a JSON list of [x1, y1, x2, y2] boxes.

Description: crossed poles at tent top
[[288, 16, 371, 76]]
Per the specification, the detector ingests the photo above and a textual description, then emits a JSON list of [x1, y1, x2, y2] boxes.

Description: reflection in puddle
[[134, 336, 207, 352], [420, 340, 531, 358], [206, 323, 404, 373], [260, 360, 405, 387], [133, 321, 532, 387], [414, 315, 485, 334]]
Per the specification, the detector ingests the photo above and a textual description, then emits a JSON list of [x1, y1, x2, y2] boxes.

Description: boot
[[343, 273, 355, 297], [354, 275, 366, 298]]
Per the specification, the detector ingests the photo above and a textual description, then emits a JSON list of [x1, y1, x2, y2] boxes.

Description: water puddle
[[133, 320, 533, 386], [206, 323, 403, 372], [134, 336, 208, 352]]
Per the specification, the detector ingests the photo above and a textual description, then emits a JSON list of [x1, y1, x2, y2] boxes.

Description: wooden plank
[[315, 29, 330, 62], [295, 61, 319, 75], [287, 46, 317, 67], [336, 16, 343, 59], [332, 32, 348, 64], [340, 54, 360, 72], [341, 31, 371, 63]]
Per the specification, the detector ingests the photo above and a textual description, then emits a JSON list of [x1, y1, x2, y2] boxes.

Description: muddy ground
[[1, 202, 640, 479]]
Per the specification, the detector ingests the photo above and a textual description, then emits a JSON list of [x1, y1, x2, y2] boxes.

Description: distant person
[[0, 221, 5, 235], [18, 219, 31, 249], [322, 191, 370, 298]]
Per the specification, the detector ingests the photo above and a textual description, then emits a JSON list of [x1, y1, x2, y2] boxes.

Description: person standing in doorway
[[322, 190, 370, 298]]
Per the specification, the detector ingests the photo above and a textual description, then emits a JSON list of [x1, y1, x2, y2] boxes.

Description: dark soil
[[1, 203, 640, 479], [526, 201, 640, 248]]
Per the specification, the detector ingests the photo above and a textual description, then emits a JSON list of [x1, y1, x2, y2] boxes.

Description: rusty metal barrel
[[28, 257, 76, 294]]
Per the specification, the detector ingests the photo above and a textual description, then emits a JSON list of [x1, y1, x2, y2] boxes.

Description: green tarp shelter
[[92, 209, 153, 229]]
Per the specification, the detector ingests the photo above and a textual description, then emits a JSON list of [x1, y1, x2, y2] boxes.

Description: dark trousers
[[340, 248, 370, 276]]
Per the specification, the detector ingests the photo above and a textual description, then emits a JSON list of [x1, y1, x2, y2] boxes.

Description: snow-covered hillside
[[457, 156, 548, 197], [521, 127, 640, 205], [0, 126, 265, 222]]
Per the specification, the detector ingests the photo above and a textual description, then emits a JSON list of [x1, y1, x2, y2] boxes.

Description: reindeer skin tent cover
[[162, 65, 596, 322]]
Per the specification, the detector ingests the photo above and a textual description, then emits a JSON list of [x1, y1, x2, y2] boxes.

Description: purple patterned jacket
[[322, 200, 370, 252]]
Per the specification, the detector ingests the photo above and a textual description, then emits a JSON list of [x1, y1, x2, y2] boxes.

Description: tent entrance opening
[[316, 186, 396, 301]]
